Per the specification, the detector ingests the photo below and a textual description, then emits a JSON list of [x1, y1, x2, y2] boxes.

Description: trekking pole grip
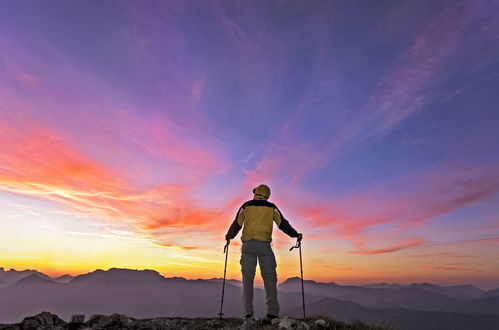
[[289, 237, 301, 251]]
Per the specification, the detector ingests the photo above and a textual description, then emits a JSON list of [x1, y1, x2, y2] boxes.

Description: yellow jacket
[[225, 196, 299, 242]]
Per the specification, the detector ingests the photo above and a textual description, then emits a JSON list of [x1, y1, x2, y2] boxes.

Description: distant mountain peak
[[281, 277, 318, 285], [410, 282, 436, 287], [52, 274, 74, 284], [10, 273, 55, 287], [71, 267, 165, 284]]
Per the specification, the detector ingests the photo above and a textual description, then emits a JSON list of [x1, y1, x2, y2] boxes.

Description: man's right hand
[[297, 233, 303, 242]]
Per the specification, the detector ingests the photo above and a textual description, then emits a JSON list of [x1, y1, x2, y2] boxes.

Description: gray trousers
[[240, 239, 279, 316]]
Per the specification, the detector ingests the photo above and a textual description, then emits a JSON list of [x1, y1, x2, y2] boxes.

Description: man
[[225, 184, 303, 321]]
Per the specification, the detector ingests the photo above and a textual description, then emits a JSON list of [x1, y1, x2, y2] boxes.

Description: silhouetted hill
[[279, 277, 459, 310], [70, 268, 165, 285], [451, 296, 499, 315], [281, 277, 338, 287], [208, 278, 243, 287], [0, 268, 50, 287], [0, 267, 496, 330], [361, 283, 404, 290], [9, 274, 59, 287], [409, 283, 483, 300], [284, 297, 499, 330], [52, 274, 74, 284], [0, 268, 322, 323], [483, 287, 499, 298]]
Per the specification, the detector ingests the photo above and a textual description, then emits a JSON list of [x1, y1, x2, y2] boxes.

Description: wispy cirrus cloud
[[407, 252, 471, 259], [349, 238, 424, 255], [0, 26, 233, 250], [295, 164, 499, 252], [367, 0, 492, 133], [0, 117, 229, 248], [424, 262, 483, 273], [153, 243, 199, 250], [241, 0, 499, 191]]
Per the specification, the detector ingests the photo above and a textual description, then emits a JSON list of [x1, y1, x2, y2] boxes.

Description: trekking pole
[[219, 240, 230, 319], [290, 238, 305, 319]]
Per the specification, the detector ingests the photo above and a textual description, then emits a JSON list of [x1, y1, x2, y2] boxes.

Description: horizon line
[[2, 266, 498, 290]]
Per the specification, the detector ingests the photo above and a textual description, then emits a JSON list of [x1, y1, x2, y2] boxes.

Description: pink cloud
[[290, 164, 499, 253], [0, 31, 230, 188], [348, 238, 424, 255], [14, 73, 40, 87], [0, 117, 233, 248], [407, 252, 471, 259], [437, 236, 499, 246], [424, 262, 483, 273]]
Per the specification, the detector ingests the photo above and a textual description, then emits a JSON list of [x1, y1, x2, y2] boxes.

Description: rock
[[296, 321, 310, 330], [70, 315, 85, 324], [277, 317, 297, 329], [314, 319, 328, 327], [241, 317, 256, 330], [136, 318, 175, 330], [20, 312, 66, 330], [86, 314, 134, 329], [206, 319, 223, 328]]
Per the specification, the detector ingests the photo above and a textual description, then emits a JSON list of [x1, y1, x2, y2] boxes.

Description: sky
[[0, 0, 498, 289]]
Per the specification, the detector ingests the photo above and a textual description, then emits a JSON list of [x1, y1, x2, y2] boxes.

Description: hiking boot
[[260, 314, 278, 325], [241, 316, 256, 329]]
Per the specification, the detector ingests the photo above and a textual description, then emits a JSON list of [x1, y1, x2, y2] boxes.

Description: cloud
[[154, 243, 199, 250], [424, 262, 483, 273], [292, 164, 499, 252], [309, 165, 498, 228], [407, 252, 471, 259], [0, 118, 231, 245], [349, 238, 424, 255], [367, 0, 491, 133], [14, 73, 40, 87], [239, 0, 499, 192], [0, 29, 233, 246], [432, 236, 499, 247]]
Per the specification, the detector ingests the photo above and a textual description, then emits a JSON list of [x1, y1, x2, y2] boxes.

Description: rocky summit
[[0, 312, 389, 330]]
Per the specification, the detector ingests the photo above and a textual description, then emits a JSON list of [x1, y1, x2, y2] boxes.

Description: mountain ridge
[[0, 266, 498, 328], [284, 297, 499, 330]]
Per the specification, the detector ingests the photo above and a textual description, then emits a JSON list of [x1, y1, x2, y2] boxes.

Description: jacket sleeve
[[225, 205, 244, 240], [274, 207, 299, 238]]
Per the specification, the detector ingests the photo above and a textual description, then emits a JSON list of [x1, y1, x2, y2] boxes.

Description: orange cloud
[[0, 118, 230, 246], [424, 262, 483, 273], [153, 243, 199, 250], [292, 164, 499, 253]]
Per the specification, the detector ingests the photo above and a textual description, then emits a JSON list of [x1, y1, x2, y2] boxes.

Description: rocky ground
[[0, 312, 391, 330]]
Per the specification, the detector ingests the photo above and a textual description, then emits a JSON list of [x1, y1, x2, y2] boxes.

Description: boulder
[[277, 318, 297, 329], [86, 314, 134, 330], [20, 312, 66, 330]]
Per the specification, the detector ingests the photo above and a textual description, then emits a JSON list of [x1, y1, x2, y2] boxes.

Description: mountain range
[[0, 267, 498, 330]]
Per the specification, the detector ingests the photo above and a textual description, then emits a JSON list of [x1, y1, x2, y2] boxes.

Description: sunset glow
[[1, 0, 498, 289]]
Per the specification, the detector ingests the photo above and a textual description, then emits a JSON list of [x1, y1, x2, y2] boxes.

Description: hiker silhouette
[[225, 184, 302, 320]]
